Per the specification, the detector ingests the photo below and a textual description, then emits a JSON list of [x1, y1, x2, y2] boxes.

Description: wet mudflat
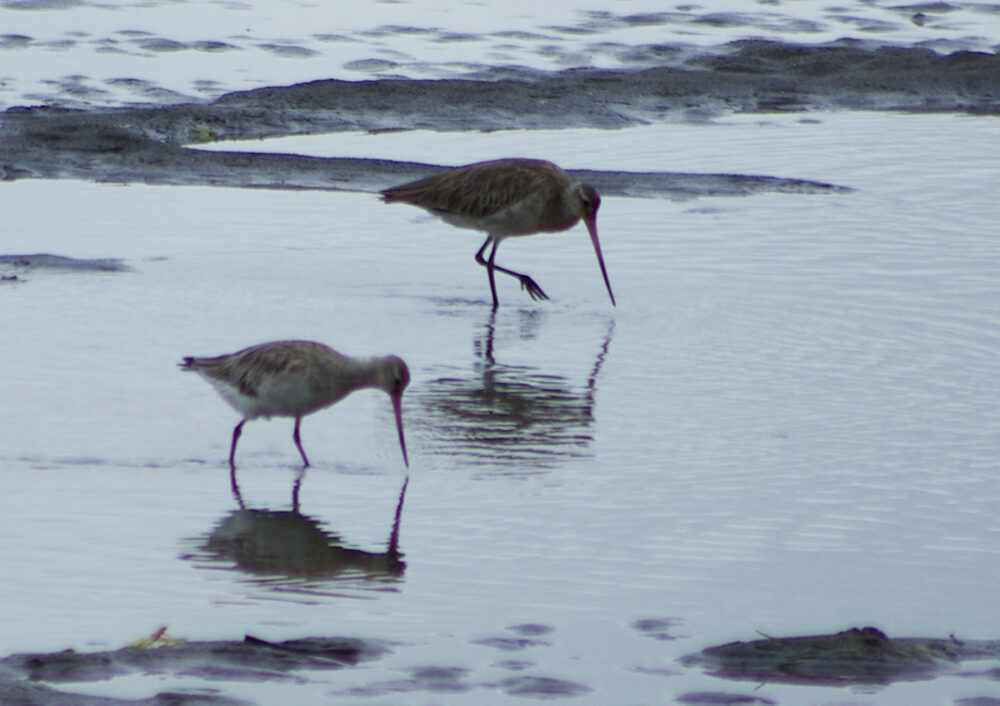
[[3, 40, 1000, 192], [3, 1, 1000, 704]]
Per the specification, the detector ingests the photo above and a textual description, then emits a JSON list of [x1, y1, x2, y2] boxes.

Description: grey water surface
[[2, 1, 1000, 705]]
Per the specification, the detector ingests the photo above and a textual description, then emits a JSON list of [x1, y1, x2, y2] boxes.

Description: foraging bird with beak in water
[[180, 340, 410, 471], [381, 158, 616, 308]]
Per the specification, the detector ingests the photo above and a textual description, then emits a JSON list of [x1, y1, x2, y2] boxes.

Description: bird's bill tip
[[392, 393, 409, 468], [585, 216, 616, 307]]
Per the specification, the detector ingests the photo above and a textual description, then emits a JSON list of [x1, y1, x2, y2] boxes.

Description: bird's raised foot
[[519, 276, 550, 301]]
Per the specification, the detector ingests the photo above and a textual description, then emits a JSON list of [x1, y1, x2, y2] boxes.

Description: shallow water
[[2, 108, 1000, 703], [4, 0, 1000, 703]]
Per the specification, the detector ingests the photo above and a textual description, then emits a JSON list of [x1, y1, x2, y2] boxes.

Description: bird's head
[[379, 355, 411, 397], [576, 182, 601, 222]]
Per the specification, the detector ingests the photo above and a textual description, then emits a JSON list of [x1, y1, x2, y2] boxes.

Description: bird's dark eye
[[579, 185, 601, 214]]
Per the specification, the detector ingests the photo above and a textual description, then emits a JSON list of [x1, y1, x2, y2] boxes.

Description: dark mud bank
[[0, 631, 591, 705], [682, 626, 1000, 686], [2, 40, 998, 196], [0, 635, 389, 706]]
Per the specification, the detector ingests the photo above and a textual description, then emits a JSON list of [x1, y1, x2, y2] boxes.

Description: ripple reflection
[[415, 311, 613, 473], [184, 474, 408, 594]]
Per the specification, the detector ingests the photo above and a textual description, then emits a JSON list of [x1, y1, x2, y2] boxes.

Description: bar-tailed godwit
[[180, 340, 409, 471], [381, 158, 615, 308]]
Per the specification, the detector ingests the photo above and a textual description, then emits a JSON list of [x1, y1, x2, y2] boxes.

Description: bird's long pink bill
[[392, 393, 409, 468], [585, 216, 616, 307]]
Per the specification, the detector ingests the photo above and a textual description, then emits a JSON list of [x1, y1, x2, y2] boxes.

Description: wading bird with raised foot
[[381, 158, 616, 308], [180, 341, 410, 475]]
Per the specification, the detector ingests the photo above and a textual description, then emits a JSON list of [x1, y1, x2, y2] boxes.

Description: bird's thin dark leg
[[293, 416, 311, 468], [229, 420, 245, 502], [486, 240, 501, 309], [474, 237, 549, 304], [229, 420, 245, 471], [474, 237, 500, 308]]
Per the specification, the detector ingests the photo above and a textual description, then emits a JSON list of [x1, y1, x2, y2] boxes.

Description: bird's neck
[[313, 356, 385, 399], [350, 356, 395, 394], [539, 187, 582, 232]]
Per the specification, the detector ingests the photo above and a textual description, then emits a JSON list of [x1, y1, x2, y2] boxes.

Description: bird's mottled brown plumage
[[381, 158, 614, 308], [183, 341, 357, 401], [382, 159, 581, 230], [181, 340, 410, 472]]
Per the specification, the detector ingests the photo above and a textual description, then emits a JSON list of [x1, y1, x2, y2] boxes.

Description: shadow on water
[[182, 473, 408, 593], [414, 310, 614, 474]]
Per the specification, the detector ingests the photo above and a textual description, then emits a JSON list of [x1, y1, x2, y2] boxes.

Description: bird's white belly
[[209, 375, 337, 419], [438, 191, 552, 237]]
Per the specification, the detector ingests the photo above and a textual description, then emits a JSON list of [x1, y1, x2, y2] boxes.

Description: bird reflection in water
[[186, 473, 408, 590], [415, 310, 614, 472]]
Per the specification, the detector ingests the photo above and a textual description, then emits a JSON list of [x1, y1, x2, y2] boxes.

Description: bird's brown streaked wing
[[201, 342, 305, 398], [382, 159, 568, 219]]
